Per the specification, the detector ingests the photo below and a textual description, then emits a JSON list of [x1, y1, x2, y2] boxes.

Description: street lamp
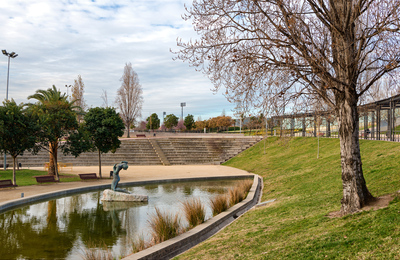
[[180, 102, 186, 120], [2, 50, 18, 170], [2, 50, 18, 101], [65, 84, 72, 99]]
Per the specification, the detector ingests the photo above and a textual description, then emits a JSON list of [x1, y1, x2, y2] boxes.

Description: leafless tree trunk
[[175, 0, 400, 215], [71, 74, 87, 122], [115, 63, 143, 138], [101, 89, 109, 108]]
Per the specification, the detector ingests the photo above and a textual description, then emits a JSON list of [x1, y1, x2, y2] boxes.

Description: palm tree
[[28, 85, 80, 178]]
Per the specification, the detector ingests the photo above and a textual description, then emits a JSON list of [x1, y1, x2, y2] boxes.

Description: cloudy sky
[[0, 0, 236, 122]]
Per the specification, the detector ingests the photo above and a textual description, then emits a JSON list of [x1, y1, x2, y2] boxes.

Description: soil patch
[[327, 195, 394, 218]]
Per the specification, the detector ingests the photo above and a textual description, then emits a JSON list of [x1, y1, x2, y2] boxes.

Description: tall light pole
[[2, 50, 18, 170], [163, 111, 166, 124], [180, 102, 186, 120], [65, 84, 72, 99]]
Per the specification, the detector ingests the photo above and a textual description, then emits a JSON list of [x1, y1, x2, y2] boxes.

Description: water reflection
[[0, 179, 242, 259]]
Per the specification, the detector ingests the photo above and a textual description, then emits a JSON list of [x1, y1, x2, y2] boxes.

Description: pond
[[0, 179, 243, 259]]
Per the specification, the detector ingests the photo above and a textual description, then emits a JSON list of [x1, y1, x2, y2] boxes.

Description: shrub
[[148, 207, 181, 244], [209, 194, 229, 216], [181, 198, 206, 228]]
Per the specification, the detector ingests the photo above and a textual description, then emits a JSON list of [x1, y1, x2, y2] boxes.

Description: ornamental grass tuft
[[148, 207, 181, 244], [181, 198, 206, 228], [209, 194, 229, 216]]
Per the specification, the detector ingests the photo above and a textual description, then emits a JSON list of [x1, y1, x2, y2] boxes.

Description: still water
[[0, 180, 241, 259]]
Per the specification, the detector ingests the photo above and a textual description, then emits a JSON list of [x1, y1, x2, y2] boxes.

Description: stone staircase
[[154, 137, 262, 165], [7, 137, 262, 168]]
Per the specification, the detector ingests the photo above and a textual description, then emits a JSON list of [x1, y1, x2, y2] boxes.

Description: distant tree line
[[0, 62, 146, 185]]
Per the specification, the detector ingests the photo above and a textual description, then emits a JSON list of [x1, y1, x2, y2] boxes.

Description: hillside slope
[[176, 137, 400, 259]]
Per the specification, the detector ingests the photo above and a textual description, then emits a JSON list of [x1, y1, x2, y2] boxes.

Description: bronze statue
[[111, 161, 130, 193]]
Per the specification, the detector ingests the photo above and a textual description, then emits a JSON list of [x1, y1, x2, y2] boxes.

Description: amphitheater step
[[3, 136, 262, 167]]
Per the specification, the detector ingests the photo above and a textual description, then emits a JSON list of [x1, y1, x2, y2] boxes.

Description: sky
[[0, 0, 236, 122]]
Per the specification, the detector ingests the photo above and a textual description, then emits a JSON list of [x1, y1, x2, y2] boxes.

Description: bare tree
[[364, 76, 400, 103], [175, 1, 400, 215], [71, 75, 87, 122], [115, 63, 143, 138], [101, 89, 109, 108]]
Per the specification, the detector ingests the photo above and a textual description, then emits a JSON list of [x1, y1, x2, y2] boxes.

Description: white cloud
[[0, 0, 236, 121]]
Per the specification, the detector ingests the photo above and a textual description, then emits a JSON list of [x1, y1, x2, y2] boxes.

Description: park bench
[[79, 173, 99, 180], [0, 164, 9, 168], [34, 175, 59, 184], [0, 179, 17, 189], [136, 134, 146, 138]]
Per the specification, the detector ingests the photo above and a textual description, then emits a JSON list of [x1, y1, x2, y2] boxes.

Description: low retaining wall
[[0, 175, 255, 215], [124, 174, 263, 260]]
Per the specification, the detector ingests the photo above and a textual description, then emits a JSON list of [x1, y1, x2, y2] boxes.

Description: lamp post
[[180, 102, 186, 120], [65, 84, 72, 99], [2, 50, 18, 170], [163, 111, 166, 124]]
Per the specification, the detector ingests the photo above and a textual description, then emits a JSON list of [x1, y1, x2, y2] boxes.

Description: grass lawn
[[175, 137, 400, 259], [0, 169, 81, 186]]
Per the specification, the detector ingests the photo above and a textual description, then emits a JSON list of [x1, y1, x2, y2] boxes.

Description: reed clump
[[209, 194, 229, 216], [148, 207, 181, 244], [229, 179, 253, 206], [181, 198, 206, 228], [238, 179, 253, 197], [132, 179, 253, 254]]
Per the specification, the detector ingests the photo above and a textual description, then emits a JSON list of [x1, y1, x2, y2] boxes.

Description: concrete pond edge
[[124, 174, 263, 260], [0, 175, 256, 215]]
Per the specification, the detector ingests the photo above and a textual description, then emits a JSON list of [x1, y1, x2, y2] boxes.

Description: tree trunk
[[98, 150, 102, 178], [337, 98, 374, 215], [329, 1, 374, 215], [54, 149, 60, 181], [12, 156, 16, 186], [48, 142, 58, 176], [126, 122, 130, 138]]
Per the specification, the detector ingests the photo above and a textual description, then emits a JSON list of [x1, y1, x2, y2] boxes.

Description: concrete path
[[0, 165, 251, 203]]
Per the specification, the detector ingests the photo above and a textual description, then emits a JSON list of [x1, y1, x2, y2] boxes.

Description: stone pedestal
[[101, 189, 148, 202]]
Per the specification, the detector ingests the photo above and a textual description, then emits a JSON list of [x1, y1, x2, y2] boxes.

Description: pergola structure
[[269, 93, 400, 141]]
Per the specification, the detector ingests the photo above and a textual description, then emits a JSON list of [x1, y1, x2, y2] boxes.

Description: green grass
[[175, 137, 400, 259], [0, 169, 81, 186]]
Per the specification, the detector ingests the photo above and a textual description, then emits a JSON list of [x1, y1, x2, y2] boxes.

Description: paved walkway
[[0, 165, 251, 204]]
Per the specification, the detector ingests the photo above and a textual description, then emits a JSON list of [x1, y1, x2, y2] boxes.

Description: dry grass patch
[[181, 198, 206, 228], [209, 194, 229, 216], [228, 179, 253, 206], [148, 207, 181, 244]]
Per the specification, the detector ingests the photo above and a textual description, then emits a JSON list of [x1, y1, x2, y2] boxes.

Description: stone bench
[[34, 175, 59, 184], [0, 179, 17, 189], [79, 173, 99, 180]]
